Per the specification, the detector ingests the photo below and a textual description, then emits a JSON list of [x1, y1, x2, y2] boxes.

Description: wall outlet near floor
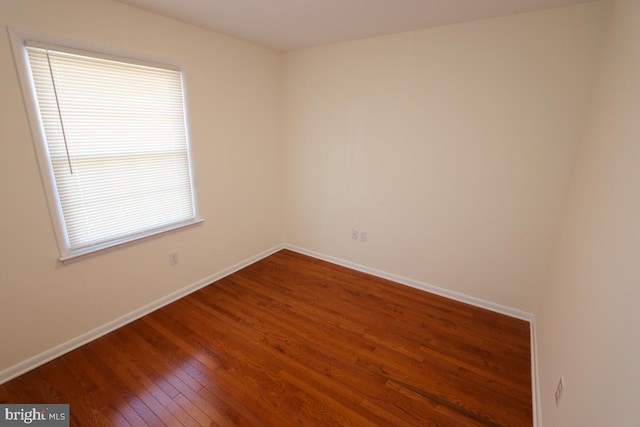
[[169, 250, 179, 266], [358, 230, 368, 242], [555, 376, 565, 405]]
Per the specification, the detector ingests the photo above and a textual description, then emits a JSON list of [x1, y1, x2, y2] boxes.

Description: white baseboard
[[0, 244, 284, 385], [284, 244, 534, 321], [530, 317, 542, 427], [283, 243, 540, 426]]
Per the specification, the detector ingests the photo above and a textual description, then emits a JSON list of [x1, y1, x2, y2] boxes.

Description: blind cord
[[45, 50, 74, 175]]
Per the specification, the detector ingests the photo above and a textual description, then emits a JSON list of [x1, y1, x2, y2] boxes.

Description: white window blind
[[25, 44, 198, 259]]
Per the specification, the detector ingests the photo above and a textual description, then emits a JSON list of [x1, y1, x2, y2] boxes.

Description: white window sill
[[59, 218, 204, 264]]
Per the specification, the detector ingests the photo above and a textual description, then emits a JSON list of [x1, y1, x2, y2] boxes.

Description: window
[[13, 35, 201, 261]]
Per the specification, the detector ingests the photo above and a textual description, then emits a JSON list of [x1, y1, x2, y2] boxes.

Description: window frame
[[9, 27, 203, 262]]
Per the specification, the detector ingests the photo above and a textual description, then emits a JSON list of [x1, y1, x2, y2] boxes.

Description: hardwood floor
[[0, 249, 532, 426]]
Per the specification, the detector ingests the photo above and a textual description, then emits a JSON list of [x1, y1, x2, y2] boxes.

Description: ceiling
[[116, 0, 597, 51]]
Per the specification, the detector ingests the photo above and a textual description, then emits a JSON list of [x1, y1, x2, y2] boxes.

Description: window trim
[[9, 27, 203, 263]]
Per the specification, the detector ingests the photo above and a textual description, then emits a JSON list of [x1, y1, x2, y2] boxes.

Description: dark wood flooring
[[0, 249, 532, 426]]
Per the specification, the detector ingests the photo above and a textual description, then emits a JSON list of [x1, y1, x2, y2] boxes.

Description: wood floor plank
[[242, 254, 530, 378], [216, 272, 530, 421], [0, 249, 532, 426], [119, 318, 255, 427], [188, 276, 512, 425]]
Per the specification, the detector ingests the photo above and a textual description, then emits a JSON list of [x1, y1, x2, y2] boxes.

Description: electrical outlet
[[555, 376, 564, 405], [352, 229, 359, 240], [169, 250, 179, 266], [358, 230, 368, 242]]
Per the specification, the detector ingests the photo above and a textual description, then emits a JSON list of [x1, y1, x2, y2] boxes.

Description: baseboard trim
[[284, 244, 534, 321], [530, 317, 542, 427], [284, 244, 540, 425], [0, 244, 285, 385]]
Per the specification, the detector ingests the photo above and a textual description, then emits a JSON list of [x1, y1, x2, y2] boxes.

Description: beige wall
[[0, 0, 282, 373], [282, 3, 609, 312], [537, 1, 640, 425]]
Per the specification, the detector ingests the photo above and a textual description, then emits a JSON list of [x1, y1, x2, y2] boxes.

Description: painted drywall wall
[[0, 0, 282, 373], [537, 1, 640, 425], [282, 3, 609, 312]]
